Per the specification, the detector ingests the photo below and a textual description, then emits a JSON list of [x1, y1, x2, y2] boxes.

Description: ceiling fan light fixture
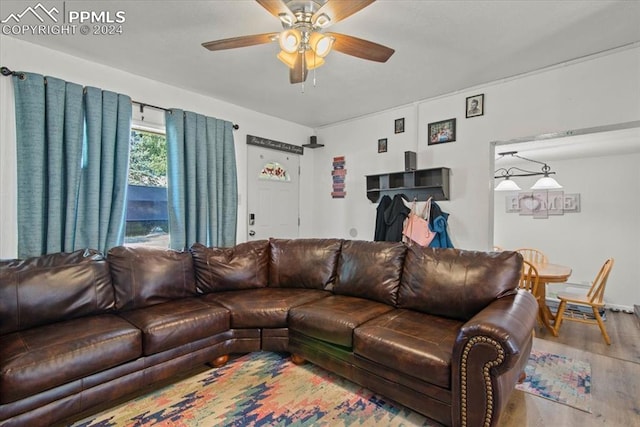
[[304, 50, 325, 70], [279, 29, 301, 53], [278, 13, 293, 27], [313, 13, 331, 28], [201, 1, 394, 85], [309, 32, 334, 57], [277, 50, 298, 68]]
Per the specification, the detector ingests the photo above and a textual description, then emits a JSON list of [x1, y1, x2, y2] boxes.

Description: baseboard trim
[[604, 303, 635, 312]]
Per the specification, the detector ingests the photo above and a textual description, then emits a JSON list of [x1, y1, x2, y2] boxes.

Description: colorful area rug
[[72, 352, 433, 427], [72, 349, 591, 426], [515, 349, 592, 413]]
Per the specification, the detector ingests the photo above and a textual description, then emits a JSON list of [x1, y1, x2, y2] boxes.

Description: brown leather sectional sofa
[[0, 239, 537, 427]]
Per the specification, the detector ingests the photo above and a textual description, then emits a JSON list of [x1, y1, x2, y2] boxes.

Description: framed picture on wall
[[394, 118, 405, 134], [428, 118, 456, 145], [466, 94, 484, 118], [378, 138, 388, 153]]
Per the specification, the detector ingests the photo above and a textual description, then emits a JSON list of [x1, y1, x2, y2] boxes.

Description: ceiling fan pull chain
[[313, 52, 317, 87], [301, 50, 305, 93]]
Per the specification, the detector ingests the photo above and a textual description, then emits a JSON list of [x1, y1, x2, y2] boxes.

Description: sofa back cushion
[[397, 247, 522, 321], [107, 246, 197, 310], [190, 240, 269, 293], [333, 240, 407, 305], [269, 238, 342, 289], [0, 249, 114, 335]]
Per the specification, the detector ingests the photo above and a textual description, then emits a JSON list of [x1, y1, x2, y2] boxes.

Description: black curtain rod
[[1, 66, 239, 130], [133, 100, 168, 112], [132, 100, 239, 130]]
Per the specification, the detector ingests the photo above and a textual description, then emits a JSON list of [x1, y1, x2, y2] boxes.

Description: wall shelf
[[366, 167, 450, 202]]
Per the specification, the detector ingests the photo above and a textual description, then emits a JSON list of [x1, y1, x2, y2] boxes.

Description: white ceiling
[[2, 0, 640, 128]]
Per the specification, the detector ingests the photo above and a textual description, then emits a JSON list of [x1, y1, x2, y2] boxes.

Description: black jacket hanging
[[374, 195, 393, 241], [383, 194, 411, 242]]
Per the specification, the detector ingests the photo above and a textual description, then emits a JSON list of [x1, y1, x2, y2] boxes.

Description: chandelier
[[494, 151, 563, 191]]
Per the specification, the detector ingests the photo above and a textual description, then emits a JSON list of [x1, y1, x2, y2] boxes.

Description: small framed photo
[[428, 118, 456, 145], [378, 138, 388, 153], [394, 118, 405, 134], [466, 94, 484, 118]]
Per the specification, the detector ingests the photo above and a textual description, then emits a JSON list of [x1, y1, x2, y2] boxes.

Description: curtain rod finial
[[233, 124, 239, 130], [1, 67, 26, 80]]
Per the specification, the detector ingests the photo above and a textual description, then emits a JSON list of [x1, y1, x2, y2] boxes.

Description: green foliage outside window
[[128, 130, 167, 187], [125, 129, 169, 246]]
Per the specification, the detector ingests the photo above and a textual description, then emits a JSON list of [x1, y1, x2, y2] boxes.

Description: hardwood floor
[[499, 310, 640, 426]]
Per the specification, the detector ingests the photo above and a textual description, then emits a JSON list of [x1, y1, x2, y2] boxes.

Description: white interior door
[[247, 145, 300, 241]]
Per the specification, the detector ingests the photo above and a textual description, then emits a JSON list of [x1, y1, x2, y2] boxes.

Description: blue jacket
[[429, 212, 454, 248]]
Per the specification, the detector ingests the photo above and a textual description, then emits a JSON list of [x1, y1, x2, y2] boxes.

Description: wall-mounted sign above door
[[247, 134, 304, 155]]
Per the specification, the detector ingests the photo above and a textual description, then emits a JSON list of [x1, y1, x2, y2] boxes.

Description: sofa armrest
[[451, 289, 537, 427]]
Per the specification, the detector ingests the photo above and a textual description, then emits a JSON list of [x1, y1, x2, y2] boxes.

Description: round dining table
[[530, 262, 572, 335]]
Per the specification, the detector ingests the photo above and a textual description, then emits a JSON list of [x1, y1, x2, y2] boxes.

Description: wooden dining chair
[[552, 258, 614, 345], [519, 260, 540, 296], [515, 248, 548, 265], [519, 260, 541, 326]]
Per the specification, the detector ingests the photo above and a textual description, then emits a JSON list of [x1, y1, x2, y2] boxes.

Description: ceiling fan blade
[[290, 52, 308, 84], [313, 0, 375, 25], [327, 32, 395, 63], [202, 33, 277, 51], [255, 0, 293, 19]]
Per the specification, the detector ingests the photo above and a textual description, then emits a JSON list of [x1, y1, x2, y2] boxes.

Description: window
[[124, 127, 169, 247]]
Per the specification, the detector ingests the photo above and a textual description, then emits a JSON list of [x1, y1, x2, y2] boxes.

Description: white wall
[[314, 46, 640, 247], [0, 36, 315, 257], [1, 36, 639, 307], [313, 46, 640, 307], [308, 104, 420, 240], [494, 152, 640, 308]]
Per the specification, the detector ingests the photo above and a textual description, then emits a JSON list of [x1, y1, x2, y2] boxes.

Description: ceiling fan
[[202, 0, 395, 84]]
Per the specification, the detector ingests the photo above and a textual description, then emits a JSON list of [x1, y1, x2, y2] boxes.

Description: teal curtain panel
[[165, 109, 238, 250], [12, 72, 131, 257], [74, 87, 132, 252]]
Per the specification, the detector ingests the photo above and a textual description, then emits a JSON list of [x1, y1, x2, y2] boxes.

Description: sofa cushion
[[117, 298, 230, 356], [107, 246, 197, 310], [202, 288, 330, 328], [269, 238, 342, 289], [190, 240, 269, 293], [288, 295, 394, 348], [0, 249, 114, 335], [353, 309, 463, 389], [0, 314, 140, 404], [397, 247, 522, 321], [333, 240, 406, 305]]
